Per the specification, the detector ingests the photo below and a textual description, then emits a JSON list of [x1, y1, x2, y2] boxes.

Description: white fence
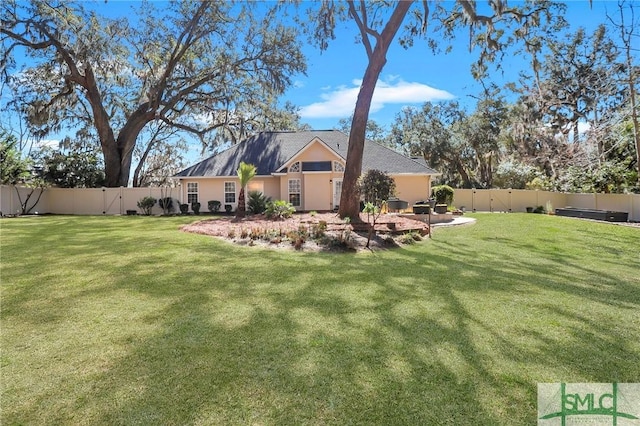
[[1, 185, 639, 221], [453, 189, 640, 221], [0, 186, 182, 216]]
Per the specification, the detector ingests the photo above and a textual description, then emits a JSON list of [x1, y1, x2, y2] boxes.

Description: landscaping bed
[[181, 212, 430, 251]]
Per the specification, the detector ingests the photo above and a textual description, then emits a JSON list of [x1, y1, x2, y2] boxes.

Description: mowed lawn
[[1, 213, 639, 425]]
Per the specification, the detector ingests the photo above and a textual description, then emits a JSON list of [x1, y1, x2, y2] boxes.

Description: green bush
[[358, 169, 396, 205], [247, 191, 271, 214], [265, 200, 295, 220], [191, 202, 201, 215], [179, 203, 189, 215], [207, 200, 221, 213], [137, 196, 156, 215], [431, 185, 454, 206], [158, 197, 174, 214]]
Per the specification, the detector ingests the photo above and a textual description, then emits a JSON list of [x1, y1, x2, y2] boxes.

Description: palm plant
[[236, 161, 257, 218]]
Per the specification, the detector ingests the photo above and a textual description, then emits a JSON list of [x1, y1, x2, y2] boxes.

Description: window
[[302, 161, 331, 172], [288, 179, 301, 207], [333, 161, 345, 172], [224, 181, 236, 203], [288, 162, 300, 173], [187, 182, 198, 204]]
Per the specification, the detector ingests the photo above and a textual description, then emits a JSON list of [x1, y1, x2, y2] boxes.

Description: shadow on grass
[[2, 214, 639, 424]]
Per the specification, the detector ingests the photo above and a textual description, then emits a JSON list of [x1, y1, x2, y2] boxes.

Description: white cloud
[[300, 78, 455, 119]]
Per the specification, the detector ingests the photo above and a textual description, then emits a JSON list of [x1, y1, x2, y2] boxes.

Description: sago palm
[[236, 161, 257, 217]]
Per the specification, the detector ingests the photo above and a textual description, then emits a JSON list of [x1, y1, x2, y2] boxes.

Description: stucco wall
[[392, 175, 432, 207]]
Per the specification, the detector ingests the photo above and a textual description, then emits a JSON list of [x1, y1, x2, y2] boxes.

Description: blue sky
[[284, 1, 620, 131], [4, 1, 626, 160]]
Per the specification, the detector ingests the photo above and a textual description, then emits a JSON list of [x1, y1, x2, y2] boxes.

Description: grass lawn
[[1, 213, 639, 425]]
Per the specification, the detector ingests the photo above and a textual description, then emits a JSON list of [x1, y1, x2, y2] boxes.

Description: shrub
[[247, 191, 271, 214], [225, 204, 233, 214], [431, 185, 454, 206], [207, 200, 221, 213], [137, 196, 156, 215], [158, 197, 174, 214], [358, 169, 396, 205], [191, 202, 201, 215], [179, 203, 189, 215], [265, 200, 295, 220]]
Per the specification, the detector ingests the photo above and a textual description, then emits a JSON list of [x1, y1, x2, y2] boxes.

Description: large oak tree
[[1, 0, 306, 186]]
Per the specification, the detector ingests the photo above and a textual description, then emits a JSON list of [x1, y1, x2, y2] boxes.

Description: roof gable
[[175, 130, 439, 178], [275, 137, 344, 173]]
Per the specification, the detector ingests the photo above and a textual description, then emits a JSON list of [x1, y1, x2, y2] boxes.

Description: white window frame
[[224, 181, 236, 204], [288, 161, 301, 173], [187, 182, 198, 204], [288, 178, 301, 207]]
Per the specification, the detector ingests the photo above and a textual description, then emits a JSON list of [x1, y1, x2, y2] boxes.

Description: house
[[174, 130, 440, 212]]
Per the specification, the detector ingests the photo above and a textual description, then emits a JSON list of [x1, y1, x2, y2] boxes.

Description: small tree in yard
[[358, 169, 396, 248], [236, 162, 257, 218], [0, 131, 46, 215]]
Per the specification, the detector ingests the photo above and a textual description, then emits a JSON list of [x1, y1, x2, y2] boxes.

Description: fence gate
[[103, 188, 122, 215], [490, 190, 511, 212]]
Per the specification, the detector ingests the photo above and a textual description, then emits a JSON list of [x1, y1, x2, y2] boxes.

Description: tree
[[2, 1, 306, 187], [131, 122, 187, 187], [0, 129, 46, 214], [390, 101, 470, 186], [0, 130, 30, 185], [236, 161, 257, 218], [306, 0, 566, 218], [40, 148, 106, 188], [532, 25, 624, 146], [358, 169, 396, 249], [337, 116, 388, 145], [607, 0, 640, 187]]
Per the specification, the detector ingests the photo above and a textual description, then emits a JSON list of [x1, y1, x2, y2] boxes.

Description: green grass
[[1, 214, 639, 425]]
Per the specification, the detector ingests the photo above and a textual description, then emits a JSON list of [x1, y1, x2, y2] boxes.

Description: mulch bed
[[181, 212, 430, 252]]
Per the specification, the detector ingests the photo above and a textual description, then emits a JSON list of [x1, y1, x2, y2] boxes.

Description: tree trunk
[[338, 2, 411, 219], [237, 188, 246, 218]]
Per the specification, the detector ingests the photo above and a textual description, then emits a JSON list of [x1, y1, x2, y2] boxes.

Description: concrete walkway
[[431, 216, 477, 227]]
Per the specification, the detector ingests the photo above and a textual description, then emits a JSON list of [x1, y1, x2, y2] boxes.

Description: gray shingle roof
[[175, 130, 439, 177]]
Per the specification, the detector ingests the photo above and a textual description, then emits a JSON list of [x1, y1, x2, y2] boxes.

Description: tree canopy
[[1, 0, 306, 187]]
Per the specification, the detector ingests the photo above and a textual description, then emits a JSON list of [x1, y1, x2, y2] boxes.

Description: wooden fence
[[1, 185, 639, 221]]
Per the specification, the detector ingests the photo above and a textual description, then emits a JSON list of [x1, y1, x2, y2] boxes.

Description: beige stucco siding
[[181, 177, 278, 211], [303, 173, 332, 211], [293, 140, 341, 163], [392, 175, 432, 206]]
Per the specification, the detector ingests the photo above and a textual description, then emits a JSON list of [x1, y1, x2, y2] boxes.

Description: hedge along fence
[[1, 185, 639, 221]]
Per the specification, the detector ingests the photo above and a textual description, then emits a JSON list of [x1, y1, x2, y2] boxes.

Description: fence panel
[[510, 190, 535, 212], [489, 189, 511, 212], [470, 189, 491, 212], [453, 189, 473, 211], [0, 185, 47, 215], [564, 193, 597, 209], [2, 185, 638, 220], [104, 188, 123, 215]]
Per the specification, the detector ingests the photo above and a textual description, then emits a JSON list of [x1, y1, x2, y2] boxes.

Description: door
[[333, 178, 342, 209]]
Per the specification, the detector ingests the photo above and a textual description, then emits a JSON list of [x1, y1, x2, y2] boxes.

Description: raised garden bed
[[555, 207, 628, 222]]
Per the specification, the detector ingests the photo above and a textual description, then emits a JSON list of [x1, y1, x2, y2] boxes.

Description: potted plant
[[191, 201, 201, 215]]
